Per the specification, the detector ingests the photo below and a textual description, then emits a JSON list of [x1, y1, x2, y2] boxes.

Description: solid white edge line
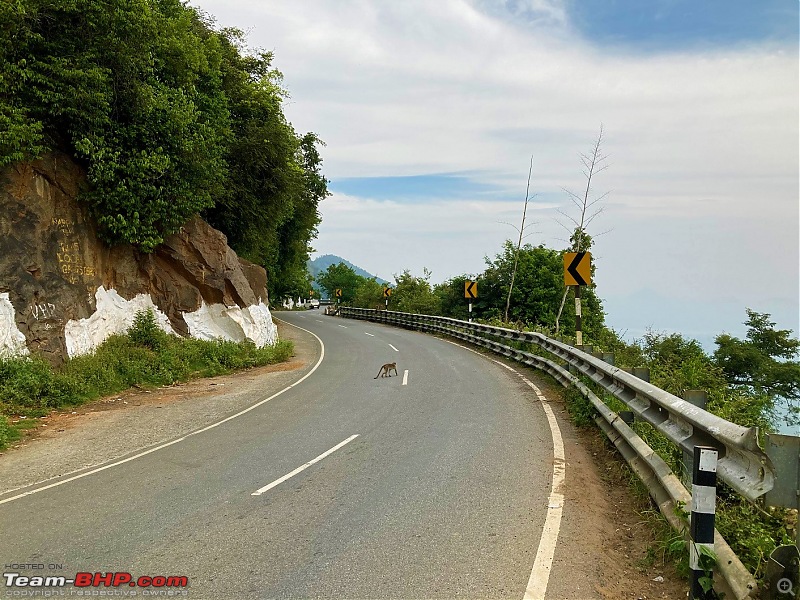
[[525, 401, 566, 600], [402, 370, 409, 386], [0, 316, 326, 506], [251, 434, 359, 496], [389, 344, 399, 352], [440, 339, 566, 600], [365, 332, 375, 337]]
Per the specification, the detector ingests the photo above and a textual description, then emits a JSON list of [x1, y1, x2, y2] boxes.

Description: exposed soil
[[0, 320, 314, 494], [6, 353, 305, 444], [532, 373, 689, 600]]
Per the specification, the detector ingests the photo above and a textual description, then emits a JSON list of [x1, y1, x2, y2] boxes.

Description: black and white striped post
[[574, 285, 583, 346], [690, 445, 718, 599]]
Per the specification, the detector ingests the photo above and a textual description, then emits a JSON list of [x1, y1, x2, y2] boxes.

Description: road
[[0, 311, 596, 599]]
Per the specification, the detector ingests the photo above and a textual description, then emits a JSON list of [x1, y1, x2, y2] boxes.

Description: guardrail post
[[690, 446, 718, 600], [765, 433, 800, 551], [683, 391, 709, 484]]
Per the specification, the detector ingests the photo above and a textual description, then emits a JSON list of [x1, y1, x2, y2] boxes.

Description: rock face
[[0, 152, 278, 362]]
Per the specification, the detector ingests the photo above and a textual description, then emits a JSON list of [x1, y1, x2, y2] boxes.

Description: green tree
[[2, 0, 230, 250], [642, 331, 728, 396], [612, 328, 776, 431], [393, 269, 441, 315], [434, 274, 476, 320], [315, 263, 363, 304], [203, 34, 326, 298], [269, 133, 327, 299], [1, 2, 327, 295], [714, 310, 800, 420], [353, 278, 386, 309], [482, 241, 605, 336]]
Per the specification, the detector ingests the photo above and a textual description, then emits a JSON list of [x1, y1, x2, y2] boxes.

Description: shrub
[[127, 309, 171, 352], [0, 415, 15, 448], [0, 356, 75, 414], [0, 328, 293, 450], [563, 386, 597, 428]]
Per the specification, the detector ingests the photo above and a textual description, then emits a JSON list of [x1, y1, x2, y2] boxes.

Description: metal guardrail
[[338, 306, 785, 598], [341, 307, 775, 501]]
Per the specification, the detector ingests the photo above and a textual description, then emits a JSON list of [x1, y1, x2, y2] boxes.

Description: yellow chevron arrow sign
[[564, 252, 591, 286]]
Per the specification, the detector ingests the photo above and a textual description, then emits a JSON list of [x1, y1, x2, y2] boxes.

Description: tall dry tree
[[554, 125, 609, 333], [502, 155, 537, 323]]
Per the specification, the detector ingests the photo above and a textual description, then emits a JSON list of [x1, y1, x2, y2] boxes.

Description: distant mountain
[[308, 254, 388, 290]]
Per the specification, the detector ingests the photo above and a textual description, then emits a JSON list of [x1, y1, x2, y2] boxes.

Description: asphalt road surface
[[0, 312, 588, 599]]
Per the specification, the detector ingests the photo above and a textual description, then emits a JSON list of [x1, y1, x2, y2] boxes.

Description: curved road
[[0, 312, 584, 599]]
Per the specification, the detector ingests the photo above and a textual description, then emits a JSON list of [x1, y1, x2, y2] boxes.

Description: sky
[[191, 0, 799, 350]]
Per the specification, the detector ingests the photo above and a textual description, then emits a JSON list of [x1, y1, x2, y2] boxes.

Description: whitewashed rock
[[63, 287, 176, 358], [184, 301, 278, 347], [0, 293, 29, 357]]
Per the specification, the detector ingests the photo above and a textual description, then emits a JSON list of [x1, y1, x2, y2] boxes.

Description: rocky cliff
[[0, 152, 278, 363]]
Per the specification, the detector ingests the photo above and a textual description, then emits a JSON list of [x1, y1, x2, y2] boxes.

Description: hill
[[308, 255, 388, 291]]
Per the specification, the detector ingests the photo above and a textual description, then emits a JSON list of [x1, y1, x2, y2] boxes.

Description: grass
[[559, 363, 794, 587], [0, 309, 293, 450]]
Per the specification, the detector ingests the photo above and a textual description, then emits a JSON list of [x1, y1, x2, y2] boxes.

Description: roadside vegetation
[[0, 310, 292, 451], [561, 322, 798, 580], [311, 126, 796, 584], [314, 247, 798, 583]]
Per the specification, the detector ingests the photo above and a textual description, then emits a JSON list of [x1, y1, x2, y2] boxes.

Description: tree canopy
[[714, 309, 800, 404], [315, 263, 363, 304], [478, 241, 604, 337], [0, 0, 326, 299], [392, 269, 440, 315]]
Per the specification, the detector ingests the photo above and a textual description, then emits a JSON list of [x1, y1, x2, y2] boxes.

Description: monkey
[[374, 362, 398, 379]]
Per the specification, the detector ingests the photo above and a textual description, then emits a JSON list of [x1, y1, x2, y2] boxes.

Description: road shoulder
[[527, 372, 687, 600], [0, 320, 318, 496]]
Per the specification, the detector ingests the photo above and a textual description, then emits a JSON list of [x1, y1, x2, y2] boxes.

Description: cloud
[[469, 0, 571, 30], [191, 0, 798, 337], [315, 191, 560, 283]]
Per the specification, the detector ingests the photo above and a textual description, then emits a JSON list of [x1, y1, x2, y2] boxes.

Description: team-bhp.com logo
[[4, 572, 188, 595]]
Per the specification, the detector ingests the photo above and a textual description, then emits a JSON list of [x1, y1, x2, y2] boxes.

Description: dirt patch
[[2, 322, 305, 448], [0, 320, 317, 494], [6, 357, 306, 445], [533, 373, 688, 600]]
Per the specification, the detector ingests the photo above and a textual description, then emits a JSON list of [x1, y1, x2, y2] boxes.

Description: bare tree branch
[[504, 155, 535, 322], [555, 208, 581, 228], [555, 124, 609, 334]]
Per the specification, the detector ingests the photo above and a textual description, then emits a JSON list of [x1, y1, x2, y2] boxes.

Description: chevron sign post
[[564, 252, 591, 286], [564, 252, 591, 345], [464, 280, 477, 323]]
